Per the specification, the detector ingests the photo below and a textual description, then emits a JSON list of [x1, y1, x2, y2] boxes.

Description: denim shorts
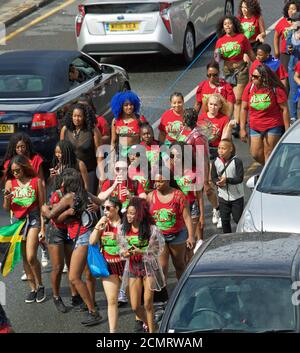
[[73, 230, 91, 249], [46, 223, 73, 246], [249, 126, 284, 137], [164, 228, 187, 245]]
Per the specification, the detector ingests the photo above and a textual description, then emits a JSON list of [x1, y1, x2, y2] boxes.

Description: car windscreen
[[166, 276, 296, 333], [0, 74, 46, 98], [85, 3, 159, 14], [256, 143, 300, 195]]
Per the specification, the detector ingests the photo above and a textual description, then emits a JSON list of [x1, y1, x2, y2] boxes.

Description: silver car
[[75, 0, 234, 63], [237, 121, 300, 233]]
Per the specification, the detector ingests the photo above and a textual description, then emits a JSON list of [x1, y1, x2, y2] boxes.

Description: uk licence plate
[[0, 124, 14, 133], [107, 22, 139, 32]]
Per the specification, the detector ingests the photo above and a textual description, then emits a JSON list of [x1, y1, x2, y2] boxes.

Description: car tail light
[[31, 113, 57, 130], [159, 3, 172, 34], [76, 4, 86, 37]]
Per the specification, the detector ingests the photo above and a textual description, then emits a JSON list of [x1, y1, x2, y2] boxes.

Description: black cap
[[289, 12, 300, 21]]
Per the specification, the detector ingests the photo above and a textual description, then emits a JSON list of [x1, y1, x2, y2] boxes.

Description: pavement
[[0, 0, 56, 27]]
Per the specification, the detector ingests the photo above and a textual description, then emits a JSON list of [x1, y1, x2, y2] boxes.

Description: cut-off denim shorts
[[73, 230, 91, 249], [164, 228, 188, 245]]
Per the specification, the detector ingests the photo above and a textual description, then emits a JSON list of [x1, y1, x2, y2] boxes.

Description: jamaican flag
[[0, 219, 25, 277]]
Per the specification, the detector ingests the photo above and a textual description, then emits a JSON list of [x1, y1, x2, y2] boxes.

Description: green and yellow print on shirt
[[219, 41, 242, 58], [241, 22, 256, 39], [250, 93, 271, 110], [175, 175, 193, 196], [152, 208, 176, 231], [127, 236, 149, 250], [12, 185, 36, 207]]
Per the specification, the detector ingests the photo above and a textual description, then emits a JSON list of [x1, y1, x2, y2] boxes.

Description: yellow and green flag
[[0, 219, 25, 277]]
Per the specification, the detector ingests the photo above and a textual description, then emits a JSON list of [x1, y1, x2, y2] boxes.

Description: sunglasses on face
[[115, 166, 127, 173], [102, 205, 113, 211], [207, 73, 218, 78], [251, 74, 261, 79], [11, 168, 21, 174], [170, 153, 182, 159]]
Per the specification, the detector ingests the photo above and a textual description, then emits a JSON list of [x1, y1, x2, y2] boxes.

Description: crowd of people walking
[[1, 0, 299, 334]]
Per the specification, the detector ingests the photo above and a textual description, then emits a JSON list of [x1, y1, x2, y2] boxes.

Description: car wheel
[[182, 26, 195, 64], [224, 0, 234, 15]]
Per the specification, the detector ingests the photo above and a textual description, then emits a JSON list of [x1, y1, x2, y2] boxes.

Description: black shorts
[[46, 223, 73, 245]]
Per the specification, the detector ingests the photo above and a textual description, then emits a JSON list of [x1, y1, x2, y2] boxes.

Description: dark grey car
[[159, 232, 300, 333], [0, 50, 130, 163]]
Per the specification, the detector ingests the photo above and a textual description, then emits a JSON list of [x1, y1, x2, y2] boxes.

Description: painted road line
[[0, 0, 77, 45]]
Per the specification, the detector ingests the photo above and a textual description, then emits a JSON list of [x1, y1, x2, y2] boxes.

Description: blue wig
[[110, 90, 141, 119]]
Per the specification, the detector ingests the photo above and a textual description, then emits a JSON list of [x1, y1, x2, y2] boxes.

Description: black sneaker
[[71, 294, 83, 307], [25, 290, 36, 303], [75, 301, 98, 312], [81, 311, 102, 326], [133, 320, 144, 333], [53, 296, 67, 313], [36, 285, 46, 303]]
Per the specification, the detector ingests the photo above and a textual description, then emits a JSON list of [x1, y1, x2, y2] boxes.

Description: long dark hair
[[238, 0, 262, 17], [6, 155, 37, 179], [62, 103, 96, 132], [183, 107, 198, 129], [122, 197, 154, 241], [52, 140, 78, 169], [107, 196, 122, 219], [255, 64, 286, 91], [216, 15, 243, 37], [3, 132, 37, 162], [61, 168, 88, 213]]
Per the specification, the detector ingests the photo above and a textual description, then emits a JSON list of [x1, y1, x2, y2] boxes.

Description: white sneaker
[[62, 264, 68, 273], [216, 218, 222, 229], [193, 239, 203, 254], [41, 249, 49, 268], [212, 209, 220, 224], [21, 272, 27, 281]]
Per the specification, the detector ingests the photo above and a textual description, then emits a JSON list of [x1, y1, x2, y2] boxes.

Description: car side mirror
[[246, 174, 259, 189]]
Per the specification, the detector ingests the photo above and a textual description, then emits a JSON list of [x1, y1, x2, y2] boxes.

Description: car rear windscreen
[[85, 3, 160, 14], [0, 75, 45, 98]]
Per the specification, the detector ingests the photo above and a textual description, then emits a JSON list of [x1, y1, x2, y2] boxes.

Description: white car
[[237, 120, 300, 233], [75, 0, 234, 64]]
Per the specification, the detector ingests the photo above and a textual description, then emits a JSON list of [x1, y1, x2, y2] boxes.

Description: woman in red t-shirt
[[110, 91, 147, 158], [42, 168, 101, 326], [194, 60, 235, 116], [147, 166, 194, 286], [215, 15, 255, 129], [240, 64, 290, 165], [158, 92, 185, 145], [118, 197, 165, 333], [89, 197, 124, 333], [198, 93, 236, 228], [3, 155, 46, 304], [2, 132, 44, 183], [237, 0, 266, 52], [274, 1, 300, 71]]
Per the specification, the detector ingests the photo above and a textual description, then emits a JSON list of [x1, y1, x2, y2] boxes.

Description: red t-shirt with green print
[[195, 79, 235, 105], [275, 18, 293, 54], [159, 109, 184, 143], [149, 189, 186, 235], [238, 16, 260, 42], [10, 177, 39, 219], [174, 169, 196, 205], [242, 82, 287, 131], [215, 33, 252, 62]]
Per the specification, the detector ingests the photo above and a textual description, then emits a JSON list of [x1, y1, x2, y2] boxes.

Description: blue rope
[[152, 34, 217, 109]]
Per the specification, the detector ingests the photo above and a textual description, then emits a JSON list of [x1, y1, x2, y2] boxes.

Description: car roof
[[280, 120, 300, 144], [192, 232, 300, 277], [0, 50, 81, 96]]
